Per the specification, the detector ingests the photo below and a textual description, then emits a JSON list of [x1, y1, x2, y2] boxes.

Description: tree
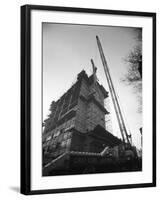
[[122, 28, 142, 113]]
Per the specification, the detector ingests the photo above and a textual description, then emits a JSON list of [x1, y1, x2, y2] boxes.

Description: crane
[[96, 35, 131, 145]]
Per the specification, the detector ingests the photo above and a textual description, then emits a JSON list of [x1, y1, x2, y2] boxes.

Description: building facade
[[42, 70, 121, 169]]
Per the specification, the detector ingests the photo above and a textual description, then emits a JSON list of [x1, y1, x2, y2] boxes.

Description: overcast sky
[[43, 23, 142, 149]]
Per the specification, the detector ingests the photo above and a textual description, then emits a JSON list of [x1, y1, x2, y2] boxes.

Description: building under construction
[[42, 36, 142, 176]]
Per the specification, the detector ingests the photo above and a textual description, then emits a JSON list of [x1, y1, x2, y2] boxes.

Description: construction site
[[42, 36, 142, 176]]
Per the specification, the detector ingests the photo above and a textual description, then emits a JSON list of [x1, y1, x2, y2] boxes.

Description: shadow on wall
[[9, 186, 19, 193]]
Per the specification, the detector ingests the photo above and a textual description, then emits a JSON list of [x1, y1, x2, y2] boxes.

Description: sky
[[43, 23, 142, 149]]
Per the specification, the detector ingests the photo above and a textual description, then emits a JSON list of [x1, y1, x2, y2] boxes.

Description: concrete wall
[[75, 78, 107, 133]]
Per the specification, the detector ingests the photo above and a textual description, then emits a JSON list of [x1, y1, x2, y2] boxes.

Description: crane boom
[[96, 35, 130, 144]]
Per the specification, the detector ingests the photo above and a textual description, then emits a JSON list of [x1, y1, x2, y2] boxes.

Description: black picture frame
[[21, 4, 156, 195]]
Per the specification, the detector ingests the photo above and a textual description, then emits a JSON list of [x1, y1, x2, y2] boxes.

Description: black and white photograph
[[42, 23, 142, 176], [20, 5, 156, 194]]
